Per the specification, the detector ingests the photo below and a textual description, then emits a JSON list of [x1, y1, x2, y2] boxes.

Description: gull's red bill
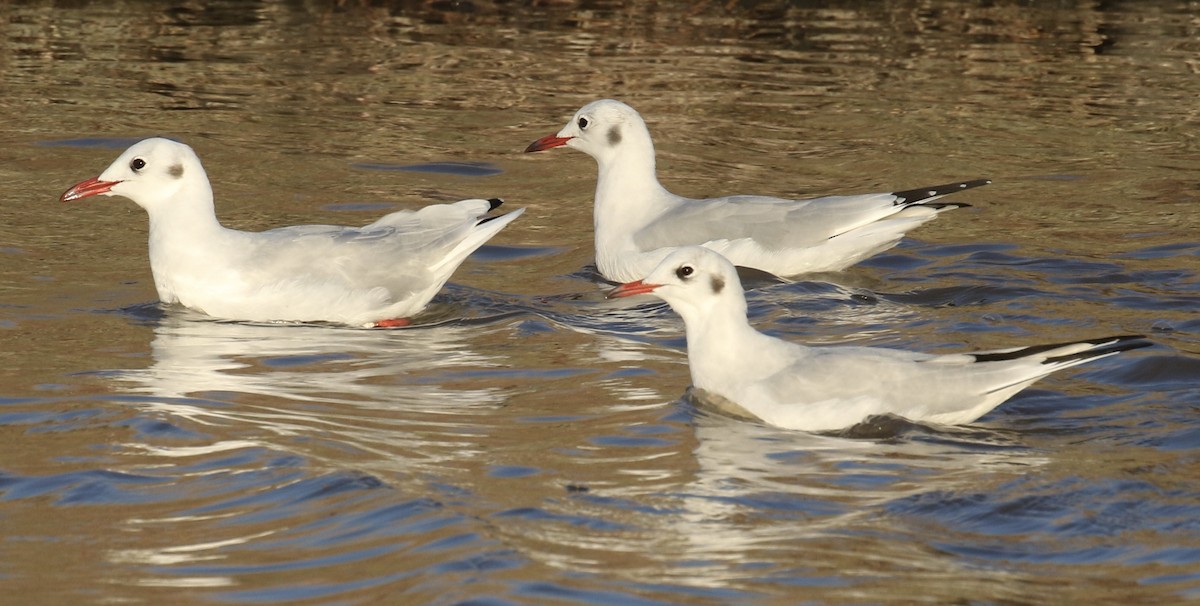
[[524, 135, 572, 153], [606, 279, 662, 299], [60, 176, 118, 202]]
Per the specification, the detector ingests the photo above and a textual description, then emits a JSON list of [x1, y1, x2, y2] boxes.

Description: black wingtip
[[487, 198, 504, 211], [892, 179, 991, 206], [922, 202, 972, 211], [1042, 335, 1152, 365], [972, 334, 1150, 364]]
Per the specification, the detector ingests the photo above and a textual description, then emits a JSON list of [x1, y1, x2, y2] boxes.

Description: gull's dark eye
[[130, 158, 146, 171], [676, 265, 694, 280], [578, 116, 589, 129]]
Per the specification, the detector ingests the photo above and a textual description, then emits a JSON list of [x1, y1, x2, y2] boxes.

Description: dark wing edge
[[970, 334, 1151, 365], [478, 198, 511, 225], [891, 179, 991, 207]]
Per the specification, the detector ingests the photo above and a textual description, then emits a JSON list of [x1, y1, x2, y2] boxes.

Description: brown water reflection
[[2, 1, 1198, 604]]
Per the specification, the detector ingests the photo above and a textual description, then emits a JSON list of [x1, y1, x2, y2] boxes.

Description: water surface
[[2, 1, 1198, 604]]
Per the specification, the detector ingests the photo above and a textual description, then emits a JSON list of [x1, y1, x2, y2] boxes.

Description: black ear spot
[[711, 276, 725, 294], [607, 126, 622, 145], [168, 163, 184, 178]]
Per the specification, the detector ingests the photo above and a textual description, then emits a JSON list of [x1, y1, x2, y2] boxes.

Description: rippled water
[[2, 1, 1199, 603]]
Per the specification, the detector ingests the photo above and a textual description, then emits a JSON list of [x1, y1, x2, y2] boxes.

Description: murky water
[[2, 1, 1198, 603]]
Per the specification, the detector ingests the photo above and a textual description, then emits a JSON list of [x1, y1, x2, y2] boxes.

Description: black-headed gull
[[60, 138, 523, 327], [607, 246, 1149, 432], [526, 99, 988, 283]]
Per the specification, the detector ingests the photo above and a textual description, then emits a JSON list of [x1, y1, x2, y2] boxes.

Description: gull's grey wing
[[634, 180, 987, 251], [634, 193, 902, 251], [239, 198, 504, 295]]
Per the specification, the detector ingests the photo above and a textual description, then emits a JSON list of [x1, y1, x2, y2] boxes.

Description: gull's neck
[[592, 137, 678, 279], [142, 182, 232, 301], [145, 181, 225, 243], [677, 294, 785, 393], [593, 138, 677, 237]]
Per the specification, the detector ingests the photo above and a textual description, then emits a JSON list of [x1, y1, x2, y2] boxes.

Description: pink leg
[[372, 318, 411, 328]]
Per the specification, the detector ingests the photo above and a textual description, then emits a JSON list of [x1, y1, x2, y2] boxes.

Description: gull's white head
[[607, 246, 747, 322], [60, 138, 212, 214], [525, 99, 654, 166]]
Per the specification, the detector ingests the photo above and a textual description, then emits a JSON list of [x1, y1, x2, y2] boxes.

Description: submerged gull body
[[608, 246, 1149, 432], [527, 99, 988, 283], [61, 138, 523, 327]]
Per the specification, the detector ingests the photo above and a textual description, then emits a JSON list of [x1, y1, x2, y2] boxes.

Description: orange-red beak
[[524, 135, 572, 153], [606, 279, 662, 299], [61, 176, 118, 202]]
